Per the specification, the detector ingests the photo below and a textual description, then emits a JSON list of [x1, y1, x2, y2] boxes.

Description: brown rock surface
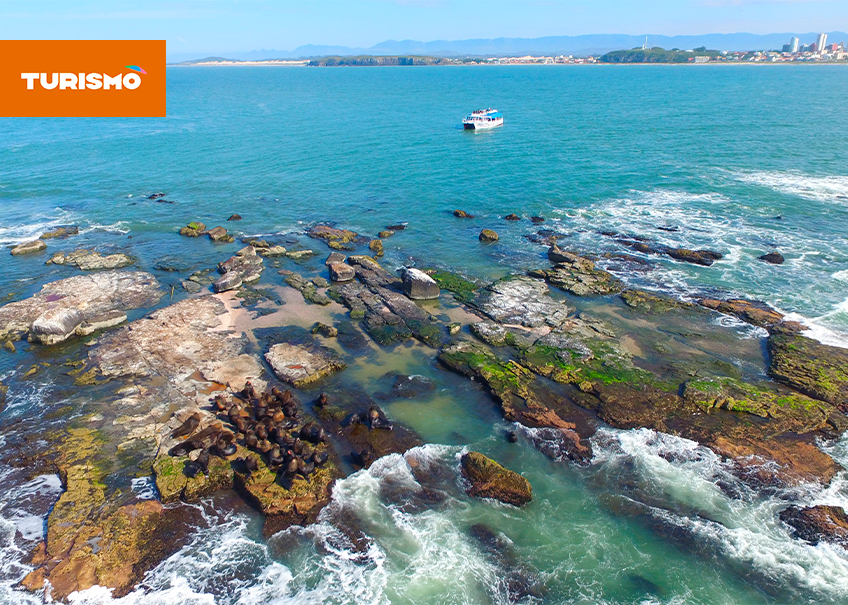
[[460, 451, 532, 506]]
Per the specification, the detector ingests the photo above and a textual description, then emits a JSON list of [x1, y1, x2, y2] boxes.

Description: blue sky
[[1, 0, 846, 55]]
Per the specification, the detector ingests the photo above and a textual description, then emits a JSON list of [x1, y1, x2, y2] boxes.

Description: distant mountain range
[[167, 32, 848, 63]]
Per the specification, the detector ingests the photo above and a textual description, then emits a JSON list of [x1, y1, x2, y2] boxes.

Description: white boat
[[463, 108, 503, 130]]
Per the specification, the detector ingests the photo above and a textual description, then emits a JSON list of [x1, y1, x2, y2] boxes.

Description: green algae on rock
[[768, 330, 848, 408], [460, 451, 532, 506], [621, 289, 695, 314]]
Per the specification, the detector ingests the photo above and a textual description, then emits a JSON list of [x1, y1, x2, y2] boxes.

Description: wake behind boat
[[463, 108, 503, 130]]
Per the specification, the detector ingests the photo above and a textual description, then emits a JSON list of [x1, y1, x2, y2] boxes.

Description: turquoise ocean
[[1, 65, 848, 604]]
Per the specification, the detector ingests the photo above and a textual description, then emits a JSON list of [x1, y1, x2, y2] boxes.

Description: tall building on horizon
[[791, 37, 800, 53], [817, 33, 828, 53]]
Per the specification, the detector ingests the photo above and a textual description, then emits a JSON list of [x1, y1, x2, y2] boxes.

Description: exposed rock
[[256, 245, 287, 257], [213, 272, 242, 293], [768, 331, 848, 407], [347, 255, 401, 288], [20, 428, 198, 601], [698, 298, 783, 328], [460, 451, 532, 506], [0, 271, 161, 345], [227, 214, 242, 221], [471, 275, 570, 329], [265, 343, 346, 388], [307, 225, 358, 248], [479, 229, 499, 242], [453, 209, 473, 218], [378, 230, 394, 238], [759, 252, 785, 265], [402, 268, 440, 300], [74, 310, 128, 337], [325, 252, 346, 266], [547, 244, 576, 264], [425, 269, 479, 303], [531, 216, 545, 223], [182, 280, 203, 293], [46, 249, 134, 271], [471, 320, 513, 347], [532, 250, 622, 296], [387, 223, 407, 231], [780, 505, 848, 546], [328, 262, 355, 282], [179, 222, 206, 237], [504, 214, 521, 221], [369, 239, 384, 257], [206, 226, 234, 243], [10, 240, 47, 255], [40, 225, 79, 239]]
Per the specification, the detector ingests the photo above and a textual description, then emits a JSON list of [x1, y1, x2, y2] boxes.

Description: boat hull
[[463, 119, 503, 130]]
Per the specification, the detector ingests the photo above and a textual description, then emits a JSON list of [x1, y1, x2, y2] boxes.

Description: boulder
[[531, 216, 545, 223], [460, 451, 532, 506], [479, 229, 499, 242], [265, 343, 346, 388], [534, 249, 622, 296], [206, 226, 234, 243], [402, 268, 440, 300], [369, 239, 384, 257], [227, 214, 242, 221], [213, 272, 242, 293], [10, 240, 47, 255], [311, 322, 338, 338], [286, 250, 315, 260], [46, 249, 134, 271], [256, 245, 287, 257], [378, 230, 394, 239], [780, 505, 848, 546], [179, 222, 206, 237], [0, 271, 162, 345], [307, 225, 358, 247], [759, 252, 785, 265], [40, 226, 79, 239], [453, 209, 473, 218], [387, 223, 407, 231], [328, 262, 355, 282], [325, 252, 346, 266], [504, 214, 521, 221], [768, 331, 848, 406]]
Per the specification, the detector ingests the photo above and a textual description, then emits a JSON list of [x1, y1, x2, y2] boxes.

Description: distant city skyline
[[2, 0, 847, 59]]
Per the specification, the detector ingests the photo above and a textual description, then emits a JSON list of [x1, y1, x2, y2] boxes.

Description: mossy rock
[[621, 289, 694, 314], [153, 450, 236, 503], [425, 269, 479, 303], [768, 332, 848, 407], [461, 451, 532, 506]]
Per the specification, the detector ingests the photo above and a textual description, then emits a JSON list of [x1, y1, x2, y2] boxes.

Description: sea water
[[1, 65, 848, 604]]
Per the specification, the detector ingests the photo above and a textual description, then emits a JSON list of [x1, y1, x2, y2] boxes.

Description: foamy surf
[[729, 170, 848, 204]]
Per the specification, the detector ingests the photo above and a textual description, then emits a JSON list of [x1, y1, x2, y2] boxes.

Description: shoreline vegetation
[[3, 212, 848, 600], [172, 51, 848, 67]]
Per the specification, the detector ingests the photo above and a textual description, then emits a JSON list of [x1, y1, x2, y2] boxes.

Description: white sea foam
[[589, 427, 848, 602], [730, 170, 848, 204]]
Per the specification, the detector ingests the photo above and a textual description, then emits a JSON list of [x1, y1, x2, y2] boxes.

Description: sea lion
[[256, 423, 269, 440], [170, 412, 201, 439], [314, 393, 329, 409], [368, 406, 393, 430], [258, 439, 273, 454], [284, 457, 299, 476], [351, 449, 371, 468], [268, 446, 285, 467], [242, 381, 257, 401], [272, 409, 286, 424], [168, 439, 202, 457], [313, 450, 329, 467], [296, 457, 315, 478], [507, 430, 519, 443], [293, 438, 304, 455], [185, 449, 210, 478], [245, 431, 258, 450]]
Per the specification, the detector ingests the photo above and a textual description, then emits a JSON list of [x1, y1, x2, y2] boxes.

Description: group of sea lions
[[168, 381, 330, 480]]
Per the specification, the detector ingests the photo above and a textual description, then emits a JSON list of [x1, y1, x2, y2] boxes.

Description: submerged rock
[[453, 209, 473, 218], [46, 249, 134, 270], [10, 239, 47, 255], [40, 225, 79, 239], [504, 213, 521, 221], [617, 238, 723, 266], [390, 374, 436, 398], [0, 271, 161, 345], [621, 289, 694, 314], [265, 343, 346, 388], [460, 451, 532, 506], [402, 268, 440, 300], [780, 505, 848, 546]]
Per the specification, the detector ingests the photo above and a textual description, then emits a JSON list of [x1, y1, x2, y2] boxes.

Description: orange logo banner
[[0, 40, 166, 117]]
